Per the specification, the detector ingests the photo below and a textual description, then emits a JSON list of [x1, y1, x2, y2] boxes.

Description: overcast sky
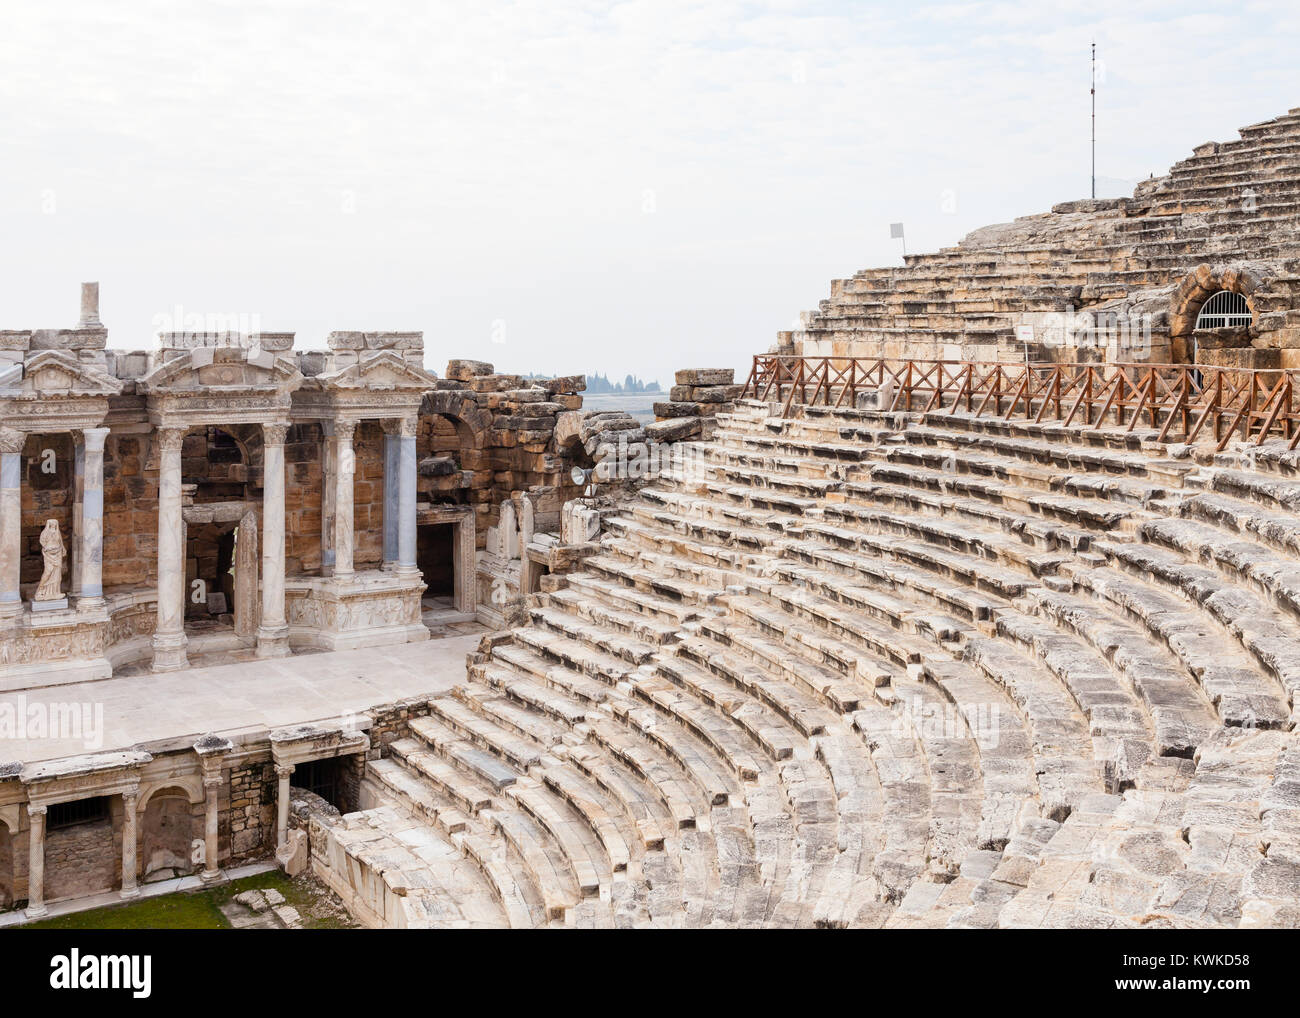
[[3, 1, 1298, 386]]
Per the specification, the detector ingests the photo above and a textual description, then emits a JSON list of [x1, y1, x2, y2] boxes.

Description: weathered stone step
[[425, 697, 546, 772], [1081, 547, 1295, 726], [582, 717, 702, 828], [527, 603, 660, 666], [506, 776, 607, 898], [486, 808, 583, 921], [563, 571, 708, 624], [543, 586, 683, 644], [534, 760, 635, 873], [1012, 593, 1218, 760], [673, 632, 841, 737]]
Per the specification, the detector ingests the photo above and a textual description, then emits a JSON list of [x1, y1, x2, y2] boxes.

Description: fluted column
[[151, 426, 189, 672], [320, 424, 337, 575], [397, 416, 419, 577], [70, 437, 84, 599], [201, 774, 222, 882], [332, 420, 357, 580], [24, 804, 47, 919], [257, 422, 290, 658], [79, 427, 109, 607], [120, 790, 140, 898], [275, 763, 294, 850], [382, 426, 399, 569], [0, 428, 24, 619]]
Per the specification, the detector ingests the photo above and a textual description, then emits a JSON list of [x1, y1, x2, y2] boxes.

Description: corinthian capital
[[0, 427, 26, 455], [262, 422, 290, 447]]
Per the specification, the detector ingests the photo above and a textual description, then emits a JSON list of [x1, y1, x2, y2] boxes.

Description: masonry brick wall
[[102, 431, 160, 590], [225, 760, 276, 862], [44, 809, 120, 901]]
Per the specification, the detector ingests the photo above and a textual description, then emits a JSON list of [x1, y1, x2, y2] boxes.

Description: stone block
[[326, 331, 366, 350], [447, 359, 494, 380], [646, 417, 701, 443], [674, 368, 734, 386], [653, 401, 701, 418]]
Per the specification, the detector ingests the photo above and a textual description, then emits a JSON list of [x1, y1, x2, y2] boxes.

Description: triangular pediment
[[317, 349, 438, 391], [1, 350, 123, 397], [139, 348, 302, 395]]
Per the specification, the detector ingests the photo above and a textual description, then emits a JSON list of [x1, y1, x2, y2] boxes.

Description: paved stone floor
[[0, 629, 485, 764]]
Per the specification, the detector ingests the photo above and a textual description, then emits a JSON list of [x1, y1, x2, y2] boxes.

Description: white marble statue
[[34, 518, 65, 602]]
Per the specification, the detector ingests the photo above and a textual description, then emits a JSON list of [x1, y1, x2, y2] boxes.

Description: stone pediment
[[139, 347, 303, 396], [316, 350, 438, 392], [0, 350, 123, 398]]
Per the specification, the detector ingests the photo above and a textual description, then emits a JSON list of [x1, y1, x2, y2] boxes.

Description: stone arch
[[422, 391, 491, 439], [138, 783, 202, 882], [137, 775, 204, 813], [418, 397, 488, 502], [0, 816, 12, 909], [1169, 262, 1269, 363]]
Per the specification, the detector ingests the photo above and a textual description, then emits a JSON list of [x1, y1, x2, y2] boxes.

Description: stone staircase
[[333, 398, 1300, 927], [787, 106, 1300, 363]]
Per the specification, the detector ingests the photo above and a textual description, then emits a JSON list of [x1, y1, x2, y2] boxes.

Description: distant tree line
[[584, 372, 661, 393], [523, 371, 661, 393]]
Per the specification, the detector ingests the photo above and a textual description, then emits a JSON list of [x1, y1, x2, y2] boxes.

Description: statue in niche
[[34, 519, 66, 602]]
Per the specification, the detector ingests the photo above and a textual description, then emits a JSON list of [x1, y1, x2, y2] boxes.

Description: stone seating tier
[[322, 394, 1300, 927]]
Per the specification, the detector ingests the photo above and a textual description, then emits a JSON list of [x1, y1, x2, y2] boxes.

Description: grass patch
[[16, 870, 357, 930]]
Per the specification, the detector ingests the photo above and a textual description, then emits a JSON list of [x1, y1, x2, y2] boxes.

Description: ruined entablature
[[21, 749, 152, 807], [138, 342, 304, 428], [0, 349, 124, 433], [294, 347, 438, 423]]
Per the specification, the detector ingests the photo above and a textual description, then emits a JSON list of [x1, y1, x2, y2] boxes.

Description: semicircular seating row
[[339, 397, 1300, 928]]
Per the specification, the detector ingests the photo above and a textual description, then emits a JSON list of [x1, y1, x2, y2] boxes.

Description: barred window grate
[[1195, 290, 1252, 329], [47, 796, 111, 830]]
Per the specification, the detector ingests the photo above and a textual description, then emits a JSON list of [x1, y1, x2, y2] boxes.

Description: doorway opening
[[418, 523, 455, 600]]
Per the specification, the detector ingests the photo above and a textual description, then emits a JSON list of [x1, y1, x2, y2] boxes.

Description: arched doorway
[[1170, 263, 1264, 364], [140, 787, 202, 882], [0, 821, 12, 909]]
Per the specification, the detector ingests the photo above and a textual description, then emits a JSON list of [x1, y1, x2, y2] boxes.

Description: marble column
[[455, 513, 477, 614], [382, 427, 399, 569], [320, 424, 337, 576], [0, 428, 24, 619], [257, 422, 290, 658], [201, 774, 222, 882], [78, 427, 109, 607], [120, 790, 140, 898], [275, 763, 294, 850], [332, 420, 357, 580], [70, 437, 84, 599], [397, 416, 419, 577], [24, 804, 47, 919], [151, 427, 189, 672]]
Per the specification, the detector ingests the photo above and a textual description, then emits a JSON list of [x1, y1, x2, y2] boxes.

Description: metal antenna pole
[[1091, 41, 1096, 200]]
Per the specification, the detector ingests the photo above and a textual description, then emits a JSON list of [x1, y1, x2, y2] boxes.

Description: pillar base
[[256, 625, 291, 658], [199, 868, 227, 886], [24, 903, 48, 920], [119, 886, 141, 901], [151, 632, 189, 673], [0, 599, 22, 621], [76, 595, 106, 612]]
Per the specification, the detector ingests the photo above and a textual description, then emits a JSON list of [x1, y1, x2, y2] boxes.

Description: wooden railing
[[742, 355, 1300, 451]]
